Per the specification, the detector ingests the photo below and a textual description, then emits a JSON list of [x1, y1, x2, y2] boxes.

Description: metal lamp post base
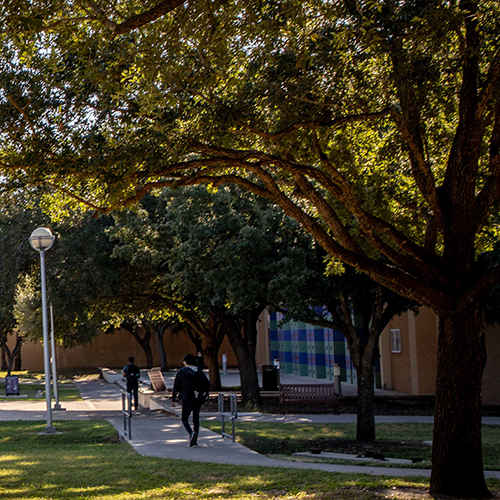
[[38, 425, 57, 435]]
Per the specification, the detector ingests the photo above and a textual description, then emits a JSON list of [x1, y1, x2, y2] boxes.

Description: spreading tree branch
[[235, 108, 392, 141], [6, 95, 36, 135], [79, 0, 186, 35]]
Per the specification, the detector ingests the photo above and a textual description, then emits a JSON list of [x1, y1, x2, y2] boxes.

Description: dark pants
[[181, 399, 201, 436], [127, 382, 139, 409]]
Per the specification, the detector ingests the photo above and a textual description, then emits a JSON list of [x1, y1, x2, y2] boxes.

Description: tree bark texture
[[230, 335, 260, 406], [3, 336, 25, 377], [221, 309, 262, 406], [14, 350, 22, 371], [141, 338, 154, 368], [5, 2, 499, 496], [203, 344, 222, 392], [355, 355, 376, 442], [152, 326, 168, 371], [430, 306, 490, 498]]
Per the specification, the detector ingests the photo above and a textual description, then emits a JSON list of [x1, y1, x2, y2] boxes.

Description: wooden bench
[[148, 368, 167, 392], [279, 383, 339, 415]]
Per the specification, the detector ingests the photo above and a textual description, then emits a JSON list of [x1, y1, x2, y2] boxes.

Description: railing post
[[122, 391, 132, 439], [218, 393, 238, 442]]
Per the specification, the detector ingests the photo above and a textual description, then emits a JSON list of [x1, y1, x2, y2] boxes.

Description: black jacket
[[172, 366, 197, 403]]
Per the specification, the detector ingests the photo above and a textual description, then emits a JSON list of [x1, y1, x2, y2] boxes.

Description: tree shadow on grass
[[0, 420, 438, 500]]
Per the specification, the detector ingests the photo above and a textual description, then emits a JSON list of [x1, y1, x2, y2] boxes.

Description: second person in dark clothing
[[123, 356, 140, 410], [172, 354, 210, 447]]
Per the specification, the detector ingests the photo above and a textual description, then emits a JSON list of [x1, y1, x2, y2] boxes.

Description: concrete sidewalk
[[0, 400, 90, 421]]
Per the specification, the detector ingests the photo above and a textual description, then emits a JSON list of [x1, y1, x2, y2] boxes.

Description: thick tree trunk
[[14, 350, 22, 371], [152, 323, 169, 371], [230, 334, 260, 406], [356, 357, 376, 442], [141, 339, 154, 368], [203, 344, 222, 391], [430, 306, 490, 498], [347, 329, 378, 443], [3, 336, 24, 377], [14, 333, 22, 371], [221, 309, 262, 407]]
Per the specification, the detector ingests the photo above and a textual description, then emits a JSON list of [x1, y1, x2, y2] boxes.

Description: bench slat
[[279, 384, 339, 415]]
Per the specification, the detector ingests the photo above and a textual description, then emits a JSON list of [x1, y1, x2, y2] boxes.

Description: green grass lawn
[[0, 369, 101, 380], [0, 370, 41, 379], [201, 421, 500, 471], [0, 382, 82, 401], [0, 420, 441, 500]]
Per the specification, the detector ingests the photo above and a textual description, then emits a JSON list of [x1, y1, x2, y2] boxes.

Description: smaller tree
[[0, 193, 45, 374], [15, 211, 120, 350], [111, 186, 318, 405], [274, 260, 415, 441]]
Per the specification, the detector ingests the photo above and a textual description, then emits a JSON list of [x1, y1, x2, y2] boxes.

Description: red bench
[[279, 383, 340, 415]]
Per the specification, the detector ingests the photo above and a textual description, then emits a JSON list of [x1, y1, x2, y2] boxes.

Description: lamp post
[[29, 227, 56, 434]]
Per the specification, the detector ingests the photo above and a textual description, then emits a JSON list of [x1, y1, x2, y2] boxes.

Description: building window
[[390, 329, 402, 353]]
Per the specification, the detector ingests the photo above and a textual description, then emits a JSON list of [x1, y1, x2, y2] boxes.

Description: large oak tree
[[1, 1, 500, 496]]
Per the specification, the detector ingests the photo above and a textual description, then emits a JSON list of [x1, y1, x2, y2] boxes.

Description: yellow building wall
[[12, 327, 238, 372], [380, 307, 500, 405], [413, 308, 438, 395], [381, 314, 413, 394]]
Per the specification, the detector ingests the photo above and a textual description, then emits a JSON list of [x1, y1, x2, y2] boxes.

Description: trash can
[[261, 365, 279, 391]]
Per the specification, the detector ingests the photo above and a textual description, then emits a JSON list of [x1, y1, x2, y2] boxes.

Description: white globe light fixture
[[29, 227, 56, 434], [29, 227, 55, 252]]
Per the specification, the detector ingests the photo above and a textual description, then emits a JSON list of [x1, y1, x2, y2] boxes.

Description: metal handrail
[[218, 393, 238, 442]]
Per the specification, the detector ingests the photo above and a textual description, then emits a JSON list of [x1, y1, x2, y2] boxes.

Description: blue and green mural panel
[[269, 311, 353, 382]]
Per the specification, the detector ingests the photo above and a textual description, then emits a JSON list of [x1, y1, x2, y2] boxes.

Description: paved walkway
[[77, 380, 434, 478], [1, 379, 499, 479], [0, 400, 90, 421]]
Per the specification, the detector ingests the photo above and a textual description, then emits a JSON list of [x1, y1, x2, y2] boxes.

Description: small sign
[[148, 371, 166, 392], [5, 375, 20, 396]]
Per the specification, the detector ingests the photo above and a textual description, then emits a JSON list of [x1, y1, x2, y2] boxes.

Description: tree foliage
[[0, 193, 42, 374], [111, 185, 318, 403], [1, 1, 500, 495]]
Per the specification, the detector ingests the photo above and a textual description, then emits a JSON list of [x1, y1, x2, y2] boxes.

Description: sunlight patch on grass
[[0, 420, 497, 499], [65, 486, 111, 493], [0, 454, 23, 462]]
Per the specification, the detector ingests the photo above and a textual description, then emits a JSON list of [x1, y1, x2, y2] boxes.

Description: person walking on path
[[123, 356, 141, 410], [172, 354, 210, 447]]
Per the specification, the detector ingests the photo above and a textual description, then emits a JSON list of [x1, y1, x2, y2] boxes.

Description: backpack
[[194, 369, 211, 404], [126, 364, 140, 384]]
